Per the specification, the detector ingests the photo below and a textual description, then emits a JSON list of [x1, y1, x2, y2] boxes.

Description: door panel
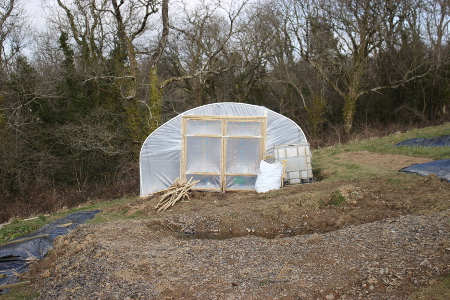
[[225, 137, 260, 174], [185, 136, 221, 173], [186, 174, 221, 189], [226, 175, 257, 190], [182, 117, 265, 191], [226, 121, 261, 137], [187, 120, 222, 135]]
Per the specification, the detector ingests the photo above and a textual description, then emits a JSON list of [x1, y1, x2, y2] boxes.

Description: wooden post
[[281, 159, 287, 187], [180, 117, 187, 181], [221, 119, 226, 192]]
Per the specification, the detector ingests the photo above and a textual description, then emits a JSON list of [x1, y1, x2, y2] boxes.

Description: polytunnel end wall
[[139, 102, 309, 196]]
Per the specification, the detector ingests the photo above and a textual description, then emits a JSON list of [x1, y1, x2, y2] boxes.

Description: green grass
[[411, 276, 450, 300], [330, 190, 347, 207], [0, 286, 40, 300], [312, 122, 450, 183], [0, 196, 142, 244], [261, 190, 281, 198], [343, 123, 450, 159], [312, 151, 396, 182], [70, 196, 147, 224], [0, 215, 48, 243]]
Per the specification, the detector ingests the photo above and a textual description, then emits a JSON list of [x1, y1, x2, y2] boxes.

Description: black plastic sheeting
[[400, 159, 450, 182], [395, 135, 450, 147], [0, 210, 100, 294]]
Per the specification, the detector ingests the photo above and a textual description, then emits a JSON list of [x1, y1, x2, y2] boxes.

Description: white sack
[[255, 160, 283, 193]]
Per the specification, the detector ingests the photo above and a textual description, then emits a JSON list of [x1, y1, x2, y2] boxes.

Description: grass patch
[[0, 215, 48, 243], [259, 278, 269, 286], [261, 191, 281, 198], [0, 284, 40, 300], [79, 200, 157, 225], [312, 153, 394, 183], [311, 123, 450, 183], [410, 275, 450, 299], [385, 175, 416, 185], [343, 123, 450, 159], [0, 196, 141, 245], [330, 190, 347, 207]]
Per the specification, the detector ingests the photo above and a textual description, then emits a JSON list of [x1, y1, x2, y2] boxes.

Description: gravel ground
[[25, 152, 450, 299], [32, 209, 450, 299]]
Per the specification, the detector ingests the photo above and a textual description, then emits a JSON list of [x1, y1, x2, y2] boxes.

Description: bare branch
[[149, 0, 169, 68], [159, 63, 236, 89]]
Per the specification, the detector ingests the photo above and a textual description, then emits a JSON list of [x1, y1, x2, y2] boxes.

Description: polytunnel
[[140, 102, 311, 195]]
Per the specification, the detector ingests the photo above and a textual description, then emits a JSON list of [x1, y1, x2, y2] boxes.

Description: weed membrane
[[394, 134, 450, 147], [0, 210, 100, 294], [395, 135, 450, 182], [400, 159, 450, 182]]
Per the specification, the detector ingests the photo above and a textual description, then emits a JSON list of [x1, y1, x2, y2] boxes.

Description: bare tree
[[54, 0, 110, 69], [160, 0, 248, 107], [0, 0, 25, 70], [1, 0, 30, 144], [286, 0, 429, 132], [424, 0, 450, 117], [50, 0, 170, 148], [425, 0, 450, 66], [109, 0, 166, 98]]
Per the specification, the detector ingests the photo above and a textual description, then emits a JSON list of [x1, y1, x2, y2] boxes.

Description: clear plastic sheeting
[[187, 120, 222, 135], [227, 122, 261, 137], [226, 138, 260, 174], [400, 159, 450, 182], [186, 137, 221, 173], [0, 210, 100, 294], [186, 174, 221, 189], [140, 102, 309, 195], [226, 176, 257, 190], [184, 118, 263, 191]]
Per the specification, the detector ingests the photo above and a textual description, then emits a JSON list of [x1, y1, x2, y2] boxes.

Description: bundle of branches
[[154, 178, 200, 212]]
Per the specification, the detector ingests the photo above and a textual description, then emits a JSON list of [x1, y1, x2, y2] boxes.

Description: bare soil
[[334, 151, 434, 171], [27, 152, 450, 299]]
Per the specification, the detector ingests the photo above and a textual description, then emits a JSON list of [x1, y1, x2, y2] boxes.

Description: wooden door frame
[[181, 115, 267, 192]]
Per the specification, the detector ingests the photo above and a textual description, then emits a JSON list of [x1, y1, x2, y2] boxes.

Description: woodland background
[[0, 0, 449, 222]]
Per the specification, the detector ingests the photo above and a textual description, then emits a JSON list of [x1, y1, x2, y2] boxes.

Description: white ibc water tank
[[273, 143, 313, 184]]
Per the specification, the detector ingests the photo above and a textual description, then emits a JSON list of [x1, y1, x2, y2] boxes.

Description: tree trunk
[[146, 0, 169, 133], [343, 94, 357, 133], [149, 67, 162, 132]]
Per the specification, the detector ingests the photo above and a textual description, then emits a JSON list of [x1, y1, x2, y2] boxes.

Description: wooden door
[[181, 116, 266, 192]]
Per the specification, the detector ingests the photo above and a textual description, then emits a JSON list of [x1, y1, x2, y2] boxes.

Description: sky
[[19, 0, 223, 29], [24, 0, 46, 29], [22, 0, 204, 30]]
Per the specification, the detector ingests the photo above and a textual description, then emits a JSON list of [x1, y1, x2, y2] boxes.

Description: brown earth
[[26, 152, 450, 299], [334, 151, 434, 171]]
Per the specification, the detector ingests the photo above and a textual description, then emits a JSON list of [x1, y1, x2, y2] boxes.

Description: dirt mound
[[31, 209, 450, 299], [23, 151, 450, 299]]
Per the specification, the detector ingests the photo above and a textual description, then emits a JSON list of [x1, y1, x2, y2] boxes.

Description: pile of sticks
[[155, 177, 199, 212]]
